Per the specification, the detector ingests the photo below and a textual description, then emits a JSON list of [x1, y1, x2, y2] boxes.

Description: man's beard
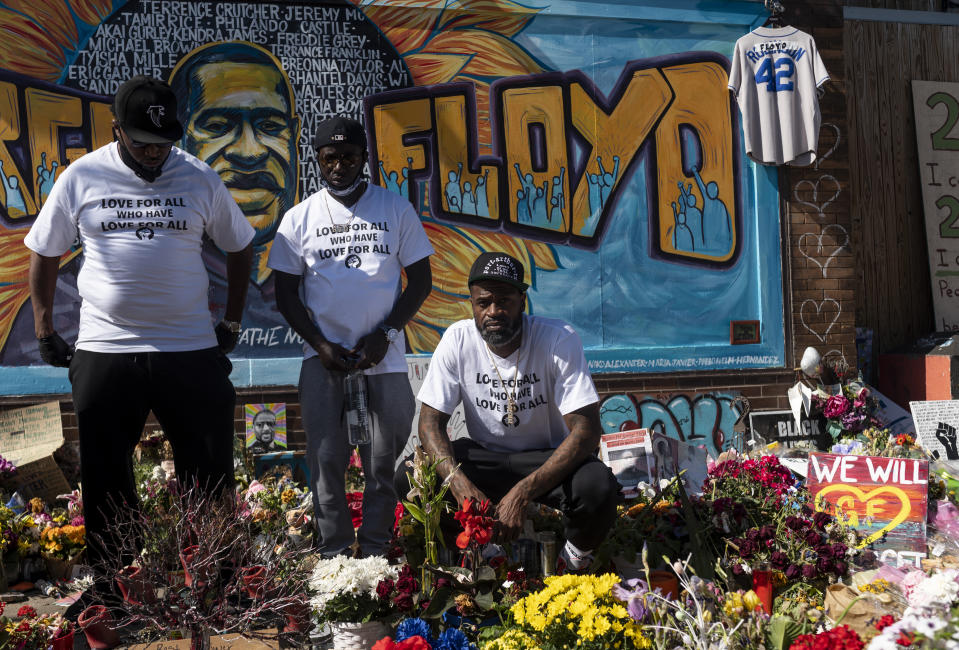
[[478, 315, 522, 346]]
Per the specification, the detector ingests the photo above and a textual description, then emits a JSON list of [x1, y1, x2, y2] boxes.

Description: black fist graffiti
[[935, 421, 959, 460]]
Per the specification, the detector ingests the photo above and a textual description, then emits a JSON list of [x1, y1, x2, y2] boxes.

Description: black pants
[[396, 438, 621, 550], [70, 348, 236, 571]]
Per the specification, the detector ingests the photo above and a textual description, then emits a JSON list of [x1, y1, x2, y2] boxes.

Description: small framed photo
[[730, 320, 760, 345]]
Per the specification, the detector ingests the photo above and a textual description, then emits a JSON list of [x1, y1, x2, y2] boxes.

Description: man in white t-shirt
[[25, 75, 254, 610], [268, 116, 433, 557], [409, 252, 619, 571]]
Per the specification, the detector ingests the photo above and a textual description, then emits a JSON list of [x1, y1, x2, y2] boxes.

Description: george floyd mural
[[0, 0, 783, 393]]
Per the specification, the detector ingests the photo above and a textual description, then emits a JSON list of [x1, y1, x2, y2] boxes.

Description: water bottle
[[344, 370, 372, 445]]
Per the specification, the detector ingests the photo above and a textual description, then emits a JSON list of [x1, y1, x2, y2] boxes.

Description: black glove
[[215, 321, 240, 355], [37, 333, 73, 367]]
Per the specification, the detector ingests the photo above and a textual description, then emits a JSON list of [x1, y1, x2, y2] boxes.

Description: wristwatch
[[379, 323, 400, 342], [221, 319, 242, 333]]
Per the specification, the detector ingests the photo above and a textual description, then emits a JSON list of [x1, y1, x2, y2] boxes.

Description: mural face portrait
[[171, 44, 300, 248], [253, 409, 277, 444]]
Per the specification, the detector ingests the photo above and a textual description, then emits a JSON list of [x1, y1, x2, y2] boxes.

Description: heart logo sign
[[815, 484, 911, 547]]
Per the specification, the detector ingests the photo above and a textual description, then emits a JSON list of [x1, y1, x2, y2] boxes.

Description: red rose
[[372, 639, 397, 650], [392, 593, 414, 612], [823, 395, 851, 419], [16, 605, 36, 619], [376, 579, 394, 599], [396, 574, 418, 594]]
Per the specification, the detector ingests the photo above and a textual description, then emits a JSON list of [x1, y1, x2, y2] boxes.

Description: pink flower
[[245, 481, 266, 500], [823, 395, 851, 418]]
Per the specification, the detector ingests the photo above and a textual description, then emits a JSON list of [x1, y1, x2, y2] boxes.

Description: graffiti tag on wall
[[599, 391, 743, 459]]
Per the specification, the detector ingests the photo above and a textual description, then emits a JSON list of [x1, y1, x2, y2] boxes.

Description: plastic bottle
[[344, 370, 372, 445]]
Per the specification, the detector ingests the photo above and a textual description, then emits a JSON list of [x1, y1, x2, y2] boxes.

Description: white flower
[[309, 555, 398, 616], [906, 569, 959, 610]]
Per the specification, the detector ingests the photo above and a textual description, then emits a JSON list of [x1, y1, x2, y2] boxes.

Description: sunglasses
[[319, 152, 363, 167], [128, 138, 174, 149]]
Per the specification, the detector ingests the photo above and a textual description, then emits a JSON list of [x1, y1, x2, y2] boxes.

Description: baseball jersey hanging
[[728, 26, 830, 166]]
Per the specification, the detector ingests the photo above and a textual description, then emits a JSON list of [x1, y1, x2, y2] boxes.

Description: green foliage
[[765, 615, 806, 650]]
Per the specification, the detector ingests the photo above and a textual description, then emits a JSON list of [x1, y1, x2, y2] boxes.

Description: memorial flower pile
[[726, 510, 858, 581], [808, 361, 881, 444], [241, 476, 311, 538], [0, 603, 72, 650]]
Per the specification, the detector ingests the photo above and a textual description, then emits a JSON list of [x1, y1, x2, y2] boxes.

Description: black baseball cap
[[468, 252, 529, 292], [313, 116, 367, 150], [113, 75, 183, 144]]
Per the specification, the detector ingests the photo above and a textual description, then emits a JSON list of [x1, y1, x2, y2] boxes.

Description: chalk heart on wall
[[793, 175, 841, 219], [800, 298, 841, 342], [815, 123, 841, 170], [798, 224, 849, 277], [815, 484, 911, 548]]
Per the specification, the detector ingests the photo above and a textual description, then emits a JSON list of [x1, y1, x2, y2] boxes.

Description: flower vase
[[179, 545, 202, 588], [45, 554, 81, 582], [281, 599, 312, 634], [752, 569, 774, 614], [649, 570, 679, 600], [116, 565, 156, 605], [51, 628, 74, 650], [331, 620, 388, 650], [78, 605, 120, 649], [241, 565, 267, 599]]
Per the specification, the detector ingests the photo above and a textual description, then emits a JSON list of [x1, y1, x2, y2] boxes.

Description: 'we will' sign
[[806, 453, 928, 568]]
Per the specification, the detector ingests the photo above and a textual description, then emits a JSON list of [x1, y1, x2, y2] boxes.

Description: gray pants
[[299, 357, 415, 556]]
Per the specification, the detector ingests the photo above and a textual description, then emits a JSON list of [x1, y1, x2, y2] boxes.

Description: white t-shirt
[[728, 26, 830, 166], [418, 315, 599, 453], [25, 144, 254, 352], [267, 184, 434, 374]]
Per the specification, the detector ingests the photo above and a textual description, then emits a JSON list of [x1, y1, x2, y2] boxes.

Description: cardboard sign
[[128, 630, 279, 649], [245, 403, 287, 452], [0, 401, 70, 503], [807, 452, 928, 568], [910, 399, 959, 460], [913, 81, 959, 332], [749, 409, 822, 447]]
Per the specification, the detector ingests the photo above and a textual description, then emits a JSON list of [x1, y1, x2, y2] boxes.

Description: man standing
[[269, 116, 433, 558], [409, 252, 619, 571], [26, 76, 254, 595]]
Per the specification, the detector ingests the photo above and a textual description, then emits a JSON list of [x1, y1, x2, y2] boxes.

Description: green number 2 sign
[[939, 195, 959, 238], [927, 91, 959, 151]]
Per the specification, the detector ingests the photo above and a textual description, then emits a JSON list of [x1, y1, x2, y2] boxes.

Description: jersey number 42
[[754, 57, 795, 92]]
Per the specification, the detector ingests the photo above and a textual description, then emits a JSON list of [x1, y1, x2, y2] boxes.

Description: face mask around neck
[[116, 138, 164, 183], [322, 173, 367, 198]]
